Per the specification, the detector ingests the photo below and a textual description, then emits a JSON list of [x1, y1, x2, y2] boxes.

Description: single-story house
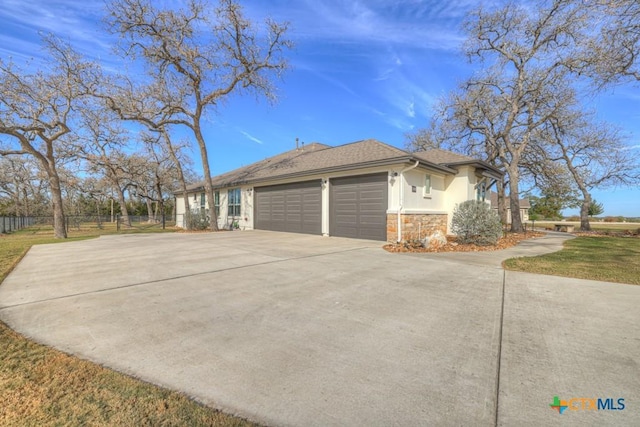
[[175, 139, 503, 242], [489, 191, 530, 223]]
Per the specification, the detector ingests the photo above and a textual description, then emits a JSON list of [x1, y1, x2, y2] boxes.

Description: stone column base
[[386, 213, 448, 242]]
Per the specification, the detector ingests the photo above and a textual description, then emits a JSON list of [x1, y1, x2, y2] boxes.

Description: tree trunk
[[507, 167, 523, 232], [193, 120, 218, 231], [145, 197, 154, 222], [115, 187, 131, 227], [23, 188, 29, 217], [496, 180, 508, 225], [162, 129, 191, 230], [49, 172, 67, 238], [13, 177, 21, 216], [579, 194, 592, 231], [155, 182, 164, 225]]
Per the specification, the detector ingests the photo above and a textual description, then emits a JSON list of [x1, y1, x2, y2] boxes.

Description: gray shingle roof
[[490, 191, 531, 209], [185, 140, 500, 191], [413, 149, 477, 165], [188, 139, 412, 190]]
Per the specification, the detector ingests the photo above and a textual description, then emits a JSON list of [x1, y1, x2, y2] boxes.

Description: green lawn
[[505, 236, 640, 285], [0, 225, 258, 426]]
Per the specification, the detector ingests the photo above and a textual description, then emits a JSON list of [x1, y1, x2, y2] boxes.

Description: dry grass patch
[[0, 322, 257, 426]]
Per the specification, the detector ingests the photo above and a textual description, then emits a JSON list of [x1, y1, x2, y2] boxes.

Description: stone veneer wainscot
[[386, 214, 448, 243]]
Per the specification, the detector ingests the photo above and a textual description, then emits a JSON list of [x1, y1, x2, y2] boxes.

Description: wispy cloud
[[239, 130, 264, 145], [294, 61, 360, 97], [373, 68, 395, 82], [244, 0, 469, 51], [0, 0, 116, 64], [407, 101, 416, 118]]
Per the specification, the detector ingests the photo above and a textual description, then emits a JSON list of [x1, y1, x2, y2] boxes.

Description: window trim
[[227, 188, 241, 217], [476, 181, 487, 202], [423, 174, 432, 197]]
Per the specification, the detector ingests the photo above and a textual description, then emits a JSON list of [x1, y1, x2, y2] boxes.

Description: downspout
[[397, 161, 420, 242]]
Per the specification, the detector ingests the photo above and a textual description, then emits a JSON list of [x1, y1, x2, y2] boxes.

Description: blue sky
[[1, 0, 639, 216]]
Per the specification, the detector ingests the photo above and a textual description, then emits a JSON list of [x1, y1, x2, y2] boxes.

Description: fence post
[[116, 214, 120, 231]]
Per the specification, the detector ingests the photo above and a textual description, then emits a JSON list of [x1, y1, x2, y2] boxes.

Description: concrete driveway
[[0, 231, 638, 426]]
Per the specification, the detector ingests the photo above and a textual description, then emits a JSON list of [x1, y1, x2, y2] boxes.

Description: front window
[[228, 188, 241, 217], [423, 174, 432, 197], [476, 181, 487, 202], [214, 191, 220, 217], [200, 192, 206, 210]]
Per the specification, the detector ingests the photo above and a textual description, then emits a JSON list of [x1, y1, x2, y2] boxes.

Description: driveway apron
[[0, 231, 638, 426]]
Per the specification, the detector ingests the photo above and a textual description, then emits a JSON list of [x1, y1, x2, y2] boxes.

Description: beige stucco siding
[[442, 166, 477, 233]]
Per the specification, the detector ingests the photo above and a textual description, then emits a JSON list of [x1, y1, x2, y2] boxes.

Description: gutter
[[397, 160, 420, 242]]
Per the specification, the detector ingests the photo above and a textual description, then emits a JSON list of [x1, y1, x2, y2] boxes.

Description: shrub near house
[[451, 200, 502, 245]]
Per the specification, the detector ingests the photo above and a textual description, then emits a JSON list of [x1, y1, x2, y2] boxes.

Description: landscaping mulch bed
[[384, 232, 546, 253]]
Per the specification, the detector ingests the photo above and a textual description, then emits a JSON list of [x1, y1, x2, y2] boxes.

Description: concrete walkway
[[0, 231, 638, 426]]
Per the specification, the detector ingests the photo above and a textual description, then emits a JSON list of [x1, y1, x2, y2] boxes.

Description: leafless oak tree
[[0, 36, 98, 237], [536, 108, 638, 230], [577, 0, 640, 85], [0, 156, 50, 216], [98, 78, 197, 229], [75, 106, 141, 227], [105, 0, 292, 230], [409, 1, 596, 232]]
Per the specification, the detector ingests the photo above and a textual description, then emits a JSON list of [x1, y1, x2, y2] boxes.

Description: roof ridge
[[415, 147, 475, 159]]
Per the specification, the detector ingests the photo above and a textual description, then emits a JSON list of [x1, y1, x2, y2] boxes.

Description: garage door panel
[[330, 173, 388, 241], [360, 202, 384, 210], [255, 180, 321, 235]]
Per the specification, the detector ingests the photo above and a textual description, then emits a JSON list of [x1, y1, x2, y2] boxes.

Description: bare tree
[[98, 78, 198, 229], [0, 156, 49, 216], [105, 0, 291, 230], [408, 1, 591, 232], [0, 36, 98, 237], [137, 133, 186, 223], [576, 0, 640, 85], [538, 109, 638, 230], [75, 106, 142, 227]]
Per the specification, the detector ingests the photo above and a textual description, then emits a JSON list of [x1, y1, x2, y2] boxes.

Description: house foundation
[[386, 213, 448, 243]]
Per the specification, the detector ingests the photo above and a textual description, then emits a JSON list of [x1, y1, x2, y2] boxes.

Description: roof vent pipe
[[296, 137, 299, 150]]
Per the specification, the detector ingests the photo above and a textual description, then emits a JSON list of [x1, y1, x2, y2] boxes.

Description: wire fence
[[0, 216, 37, 233], [1, 215, 175, 234]]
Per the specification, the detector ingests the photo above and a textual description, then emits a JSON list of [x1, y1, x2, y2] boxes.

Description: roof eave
[[219, 156, 418, 187], [182, 157, 457, 191], [445, 160, 504, 177]]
